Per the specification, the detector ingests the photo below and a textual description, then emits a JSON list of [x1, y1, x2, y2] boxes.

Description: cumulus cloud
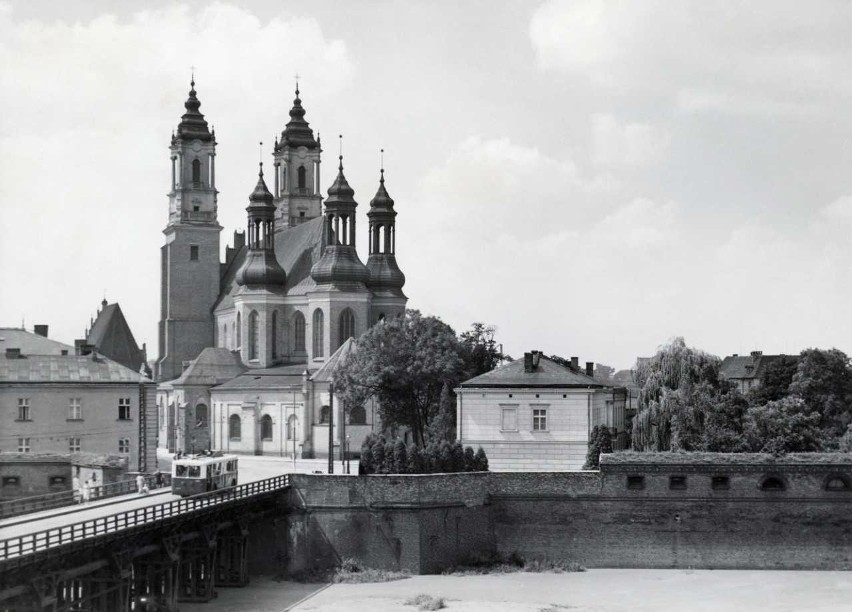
[[591, 114, 671, 166]]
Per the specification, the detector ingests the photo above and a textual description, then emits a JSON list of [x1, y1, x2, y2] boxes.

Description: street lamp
[[345, 433, 351, 474]]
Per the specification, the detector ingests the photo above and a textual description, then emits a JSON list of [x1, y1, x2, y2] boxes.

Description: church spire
[[365, 152, 406, 298], [235, 162, 286, 288], [175, 77, 212, 142]]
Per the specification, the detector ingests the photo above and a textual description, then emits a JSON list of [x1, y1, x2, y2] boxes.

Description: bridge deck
[[0, 475, 289, 562]]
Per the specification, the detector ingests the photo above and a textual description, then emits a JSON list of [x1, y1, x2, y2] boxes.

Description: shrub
[[438, 440, 454, 472], [584, 425, 613, 469], [451, 441, 466, 471], [407, 443, 424, 473], [360, 435, 377, 474], [405, 594, 446, 611], [394, 440, 408, 474], [463, 446, 476, 471], [384, 441, 397, 473], [841, 425, 852, 452], [474, 447, 489, 471], [371, 440, 386, 474]]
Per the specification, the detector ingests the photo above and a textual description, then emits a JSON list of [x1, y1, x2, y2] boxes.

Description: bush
[[474, 447, 489, 471], [405, 594, 446, 610], [584, 425, 613, 469], [394, 440, 408, 474], [437, 440, 454, 472], [840, 425, 852, 452], [407, 443, 424, 473], [383, 441, 396, 473], [371, 440, 386, 474], [463, 446, 476, 471], [360, 435, 377, 474], [452, 441, 466, 471]]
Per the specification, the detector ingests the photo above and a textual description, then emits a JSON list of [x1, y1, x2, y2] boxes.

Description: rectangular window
[[627, 475, 645, 490], [501, 407, 518, 431], [68, 398, 82, 420], [118, 397, 131, 420], [17, 398, 30, 421], [49, 476, 66, 486], [18, 438, 31, 453], [190, 245, 199, 261], [532, 407, 548, 431], [712, 475, 730, 490], [69, 437, 81, 453], [2, 476, 20, 487], [669, 475, 687, 490], [118, 438, 130, 454]]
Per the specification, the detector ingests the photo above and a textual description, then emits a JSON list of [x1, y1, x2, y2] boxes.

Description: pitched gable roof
[[86, 303, 145, 372], [311, 337, 356, 383], [163, 347, 246, 387], [0, 328, 74, 355], [720, 353, 790, 380], [460, 355, 607, 388], [0, 353, 149, 383]]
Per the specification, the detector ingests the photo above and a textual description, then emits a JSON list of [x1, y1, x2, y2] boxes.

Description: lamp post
[[328, 383, 334, 474], [345, 433, 351, 474]]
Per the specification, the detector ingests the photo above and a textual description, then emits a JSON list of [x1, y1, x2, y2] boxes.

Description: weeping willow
[[631, 338, 722, 451]]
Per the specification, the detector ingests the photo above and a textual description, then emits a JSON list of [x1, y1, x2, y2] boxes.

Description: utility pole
[[328, 383, 334, 474]]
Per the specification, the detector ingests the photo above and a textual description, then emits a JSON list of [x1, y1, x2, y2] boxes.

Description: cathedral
[[156, 80, 407, 459]]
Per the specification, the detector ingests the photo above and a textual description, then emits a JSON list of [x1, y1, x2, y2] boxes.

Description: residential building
[[456, 351, 625, 471], [720, 350, 795, 394], [84, 299, 147, 373]]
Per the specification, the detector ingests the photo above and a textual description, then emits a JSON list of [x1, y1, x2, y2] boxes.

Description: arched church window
[[349, 404, 366, 425], [271, 311, 278, 358], [298, 166, 306, 190], [222, 325, 228, 349], [293, 312, 306, 352], [313, 308, 324, 358], [248, 311, 259, 360], [229, 414, 241, 440], [236, 313, 242, 348], [261, 414, 273, 441], [320, 405, 330, 424], [192, 158, 201, 185], [760, 476, 786, 491], [339, 308, 355, 348], [195, 404, 208, 428], [282, 166, 287, 191], [287, 414, 298, 440]]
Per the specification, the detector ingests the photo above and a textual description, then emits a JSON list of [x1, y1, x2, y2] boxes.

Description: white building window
[[501, 406, 518, 431], [18, 438, 31, 453], [17, 398, 30, 421], [532, 407, 548, 432], [69, 437, 81, 453], [118, 397, 131, 420], [69, 398, 82, 420], [118, 438, 130, 454]]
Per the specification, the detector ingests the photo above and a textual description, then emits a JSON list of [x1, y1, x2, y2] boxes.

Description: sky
[[2, 0, 852, 370]]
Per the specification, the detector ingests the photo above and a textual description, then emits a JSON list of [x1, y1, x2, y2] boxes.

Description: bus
[[171, 452, 239, 497]]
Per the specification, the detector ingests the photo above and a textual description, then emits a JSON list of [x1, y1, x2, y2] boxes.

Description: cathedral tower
[[365, 166, 407, 323], [233, 163, 287, 368], [272, 86, 323, 229], [157, 79, 222, 381]]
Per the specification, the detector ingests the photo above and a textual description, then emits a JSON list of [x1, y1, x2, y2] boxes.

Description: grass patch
[[405, 593, 446, 610], [445, 551, 584, 576]]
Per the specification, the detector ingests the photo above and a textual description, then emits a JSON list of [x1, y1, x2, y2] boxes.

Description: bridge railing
[[0, 474, 173, 520], [0, 474, 289, 562]]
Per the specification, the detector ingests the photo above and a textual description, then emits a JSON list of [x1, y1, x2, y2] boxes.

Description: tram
[[171, 452, 239, 497]]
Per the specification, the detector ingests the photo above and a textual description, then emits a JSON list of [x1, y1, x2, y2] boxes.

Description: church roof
[[460, 355, 606, 389], [162, 347, 246, 388], [175, 79, 212, 143], [213, 363, 313, 391], [0, 353, 150, 384], [311, 337, 356, 383], [278, 87, 318, 150], [215, 217, 325, 311], [86, 302, 145, 372], [0, 328, 74, 355]]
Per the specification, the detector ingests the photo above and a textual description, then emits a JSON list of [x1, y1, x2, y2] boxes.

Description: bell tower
[[157, 78, 222, 381], [272, 85, 323, 229]]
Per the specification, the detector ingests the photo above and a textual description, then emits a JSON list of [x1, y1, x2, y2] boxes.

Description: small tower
[[273, 85, 323, 229], [157, 78, 222, 382], [309, 154, 369, 362], [233, 163, 287, 368], [365, 166, 407, 324]]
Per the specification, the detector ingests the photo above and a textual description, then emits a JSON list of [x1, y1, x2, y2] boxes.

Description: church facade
[[156, 81, 406, 459]]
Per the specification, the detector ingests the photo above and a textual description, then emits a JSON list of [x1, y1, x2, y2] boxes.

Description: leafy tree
[[699, 389, 750, 452], [359, 433, 378, 474], [437, 440, 454, 472], [393, 440, 408, 474], [744, 397, 825, 454], [335, 310, 464, 447], [463, 446, 476, 471], [584, 425, 613, 469], [407, 443, 424, 473], [425, 383, 456, 443], [371, 440, 386, 474], [451, 441, 466, 472], [383, 441, 396, 474], [459, 322, 511, 380], [474, 447, 489, 472], [594, 364, 615, 382], [789, 348, 852, 437], [839, 425, 852, 453], [746, 355, 800, 406]]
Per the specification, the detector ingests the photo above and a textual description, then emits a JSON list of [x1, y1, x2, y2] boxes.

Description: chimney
[[33, 325, 48, 338], [524, 352, 533, 373], [586, 361, 594, 377], [750, 350, 763, 359], [5, 348, 21, 359], [532, 350, 541, 368], [571, 356, 579, 370], [233, 230, 246, 250], [75, 340, 95, 356], [732, 353, 738, 357]]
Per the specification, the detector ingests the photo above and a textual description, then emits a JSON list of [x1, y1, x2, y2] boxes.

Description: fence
[[0, 475, 289, 562], [0, 474, 173, 520]]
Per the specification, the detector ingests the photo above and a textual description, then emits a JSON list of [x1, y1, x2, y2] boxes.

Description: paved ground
[[289, 570, 852, 612]]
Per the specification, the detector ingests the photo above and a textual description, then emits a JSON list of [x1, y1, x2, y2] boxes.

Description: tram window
[[187, 466, 200, 478], [176, 465, 188, 477]]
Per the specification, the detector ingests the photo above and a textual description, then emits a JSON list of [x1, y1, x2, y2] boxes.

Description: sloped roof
[[720, 353, 789, 380], [0, 328, 74, 355], [215, 217, 324, 312], [164, 348, 246, 387], [311, 337, 356, 383], [460, 355, 607, 388], [86, 303, 145, 372], [213, 363, 311, 391], [0, 354, 149, 383]]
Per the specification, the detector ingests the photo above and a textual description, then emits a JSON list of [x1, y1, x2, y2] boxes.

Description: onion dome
[[235, 164, 286, 288], [365, 169, 406, 296], [310, 157, 369, 291], [278, 86, 318, 150], [175, 79, 213, 142]]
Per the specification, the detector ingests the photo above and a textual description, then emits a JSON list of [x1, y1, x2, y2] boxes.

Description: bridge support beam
[[216, 519, 250, 587], [178, 523, 218, 602]]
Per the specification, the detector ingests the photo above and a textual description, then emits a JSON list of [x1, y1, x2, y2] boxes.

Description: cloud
[[591, 114, 671, 166], [530, 0, 852, 115]]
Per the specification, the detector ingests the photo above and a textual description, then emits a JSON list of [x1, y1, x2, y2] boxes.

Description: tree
[[371, 440, 386, 474], [407, 443, 424, 473], [459, 323, 510, 381], [789, 348, 852, 437], [383, 441, 396, 474], [746, 355, 799, 406], [425, 383, 456, 443], [744, 397, 825, 454], [594, 364, 615, 382], [474, 447, 489, 471], [839, 425, 852, 453], [393, 440, 408, 474], [335, 310, 464, 447], [359, 434, 377, 474], [463, 446, 476, 471], [584, 425, 613, 469]]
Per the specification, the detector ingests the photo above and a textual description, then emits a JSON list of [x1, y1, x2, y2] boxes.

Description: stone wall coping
[[601, 452, 852, 467]]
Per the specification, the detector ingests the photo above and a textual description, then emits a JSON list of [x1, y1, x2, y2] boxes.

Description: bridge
[[0, 475, 290, 612]]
